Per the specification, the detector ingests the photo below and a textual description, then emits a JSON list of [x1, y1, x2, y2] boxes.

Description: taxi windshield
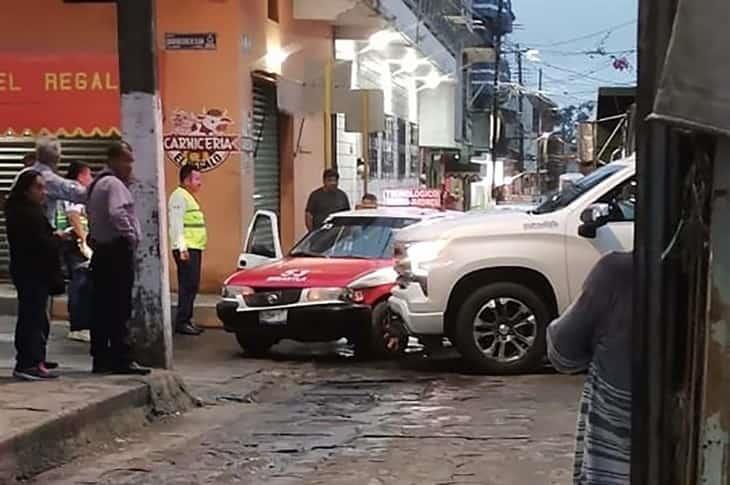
[[291, 216, 419, 259]]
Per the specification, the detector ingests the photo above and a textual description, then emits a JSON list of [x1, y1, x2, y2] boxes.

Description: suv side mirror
[[578, 203, 610, 239]]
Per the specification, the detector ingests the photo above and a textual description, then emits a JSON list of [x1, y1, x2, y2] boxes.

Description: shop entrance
[[252, 76, 281, 215]]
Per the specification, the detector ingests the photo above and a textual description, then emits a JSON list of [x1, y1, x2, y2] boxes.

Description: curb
[[0, 372, 196, 483]]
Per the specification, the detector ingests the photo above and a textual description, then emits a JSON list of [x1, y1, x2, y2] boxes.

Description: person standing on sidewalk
[[29, 138, 87, 224], [86, 141, 150, 376], [168, 165, 206, 336], [56, 161, 94, 342], [546, 251, 633, 484], [305, 169, 350, 231], [5, 171, 65, 380]]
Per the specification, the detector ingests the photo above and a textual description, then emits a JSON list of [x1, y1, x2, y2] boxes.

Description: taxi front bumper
[[216, 300, 371, 342]]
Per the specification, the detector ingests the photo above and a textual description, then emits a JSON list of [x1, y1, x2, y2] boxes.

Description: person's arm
[[305, 192, 316, 231], [546, 255, 614, 374], [168, 191, 189, 259], [106, 180, 139, 247], [45, 171, 87, 203]]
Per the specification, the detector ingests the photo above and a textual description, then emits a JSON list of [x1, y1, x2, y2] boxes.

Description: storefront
[[0, 0, 334, 292]]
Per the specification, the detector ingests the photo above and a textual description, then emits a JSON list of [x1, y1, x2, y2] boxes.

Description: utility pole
[[516, 44, 525, 172], [490, 0, 504, 193], [538, 68, 543, 92], [116, 0, 173, 368]]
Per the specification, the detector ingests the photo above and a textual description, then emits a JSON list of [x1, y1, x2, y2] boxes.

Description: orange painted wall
[[0, 0, 333, 294], [157, 0, 245, 293], [0, 1, 117, 55]]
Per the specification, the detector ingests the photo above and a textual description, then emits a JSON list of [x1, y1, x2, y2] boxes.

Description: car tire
[[235, 333, 278, 357], [353, 302, 408, 360], [453, 282, 549, 374]]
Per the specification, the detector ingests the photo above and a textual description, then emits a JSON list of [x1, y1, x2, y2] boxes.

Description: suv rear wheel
[[453, 282, 549, 374]]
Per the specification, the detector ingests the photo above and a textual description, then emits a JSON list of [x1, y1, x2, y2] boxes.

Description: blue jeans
[[11, 273, 50, 369], [63, 242, 91, 332]]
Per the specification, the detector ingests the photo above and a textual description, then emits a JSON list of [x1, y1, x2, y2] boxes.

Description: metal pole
[[538, 68, 543, 91], [361, 90, 370, 196], [116, 0, 172, 368], [490, 0, 504, 193], [324, 57, 333, 169], [517, 44, 525, 172]]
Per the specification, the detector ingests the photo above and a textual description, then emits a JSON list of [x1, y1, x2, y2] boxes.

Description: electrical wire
[[527, 19, 637, 48]]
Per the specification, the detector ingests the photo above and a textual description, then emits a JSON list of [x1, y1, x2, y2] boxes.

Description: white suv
[[389, 158, 636, 373]]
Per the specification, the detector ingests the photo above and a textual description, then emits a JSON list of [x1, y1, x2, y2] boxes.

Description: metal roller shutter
[[0, 136, 112, 278], [252, 78, 280, 215]]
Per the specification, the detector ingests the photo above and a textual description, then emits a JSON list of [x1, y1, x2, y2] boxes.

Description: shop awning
[[0, 54, 120, 137], [650, 0, 730, 137]]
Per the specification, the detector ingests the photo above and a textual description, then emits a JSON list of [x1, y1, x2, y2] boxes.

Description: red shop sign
[[0, 54, 120, 137]]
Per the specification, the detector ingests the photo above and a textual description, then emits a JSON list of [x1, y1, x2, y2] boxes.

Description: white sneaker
[[67, 330, 91, 343]]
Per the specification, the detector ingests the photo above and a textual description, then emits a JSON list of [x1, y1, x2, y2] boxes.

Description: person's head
[[8, 170, 47, 207], [107, 141, 134, 183], [66, 160, 92, 187], [21, 153, 36, 168], [361, 193, 378, 208], [179, 164, 202, 193], [35, 138, 61, 168], [323, 168, 340, 192]]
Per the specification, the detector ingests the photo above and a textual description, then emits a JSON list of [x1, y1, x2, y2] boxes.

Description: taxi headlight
[[301, 287, 346, 302], [221, 285, 255, 299]]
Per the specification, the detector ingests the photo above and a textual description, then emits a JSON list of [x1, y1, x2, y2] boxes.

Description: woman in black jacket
[[5, 170, 64, 380]]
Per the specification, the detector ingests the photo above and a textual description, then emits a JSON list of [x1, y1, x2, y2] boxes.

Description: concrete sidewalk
[[0, 320, 196, 483]]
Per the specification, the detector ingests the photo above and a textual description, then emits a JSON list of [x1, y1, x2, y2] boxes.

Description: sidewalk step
[[0, 372, 196, 482]]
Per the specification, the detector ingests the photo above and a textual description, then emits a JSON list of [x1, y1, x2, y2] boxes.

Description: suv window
[[597, 177, 637, 222]]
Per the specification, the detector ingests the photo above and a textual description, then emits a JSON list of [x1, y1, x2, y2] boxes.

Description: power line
[[541, 60, 635, 86], [528, 19, 637, 48]]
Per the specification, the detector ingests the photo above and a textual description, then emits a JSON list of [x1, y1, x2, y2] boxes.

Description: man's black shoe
[[176, 323, 203, 336], [110, 362, 151, 376], [92, 361, 112, 374]]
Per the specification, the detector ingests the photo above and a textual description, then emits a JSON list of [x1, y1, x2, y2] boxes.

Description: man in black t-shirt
[[305, 169, 351, 231]]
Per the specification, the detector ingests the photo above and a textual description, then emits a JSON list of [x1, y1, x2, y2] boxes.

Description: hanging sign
[[382, 189, 442, 208], [0, 54, 120, 136], [163, 107, 241, 172]]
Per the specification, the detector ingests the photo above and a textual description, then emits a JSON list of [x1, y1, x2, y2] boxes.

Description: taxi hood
[[225, 257, 391, 289]]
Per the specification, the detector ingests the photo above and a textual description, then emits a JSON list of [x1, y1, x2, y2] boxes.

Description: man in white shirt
[[168, 165, 207, 336]]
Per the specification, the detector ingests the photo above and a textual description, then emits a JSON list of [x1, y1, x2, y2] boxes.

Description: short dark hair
[[66, 160, 90, 181], [362, 193, 377, 203], [179, 164, 199, 184], [21, 153, 36, 167], [323, 168, 339, 180], [107, 140, 132, 160]]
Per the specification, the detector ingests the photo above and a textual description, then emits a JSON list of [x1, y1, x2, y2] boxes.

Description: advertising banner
[[0, 54, 120, 136]]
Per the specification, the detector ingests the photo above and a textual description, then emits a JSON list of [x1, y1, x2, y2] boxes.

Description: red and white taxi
[[217, 207, 457, 358]]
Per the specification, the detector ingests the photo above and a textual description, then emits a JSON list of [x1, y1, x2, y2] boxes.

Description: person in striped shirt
[[547, 251, 633, 484]]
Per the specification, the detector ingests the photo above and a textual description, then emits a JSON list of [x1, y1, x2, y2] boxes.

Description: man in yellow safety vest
[[168, 165, 207, 336]]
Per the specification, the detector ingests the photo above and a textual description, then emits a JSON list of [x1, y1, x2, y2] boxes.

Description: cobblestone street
[[29, 327, 582, 485]]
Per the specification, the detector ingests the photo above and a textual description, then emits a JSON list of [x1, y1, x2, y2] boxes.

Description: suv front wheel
[[453, 282, 549, 374]]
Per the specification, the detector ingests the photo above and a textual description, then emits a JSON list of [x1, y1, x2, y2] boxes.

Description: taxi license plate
[[259, 310, 287, 325]]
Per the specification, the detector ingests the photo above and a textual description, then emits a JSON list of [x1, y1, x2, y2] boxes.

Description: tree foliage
[[557, 101, 595, 144]]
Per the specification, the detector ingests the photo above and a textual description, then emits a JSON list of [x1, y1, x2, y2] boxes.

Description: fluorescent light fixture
[[367, 30, 400, 51], [265, 47, 289, 72]]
